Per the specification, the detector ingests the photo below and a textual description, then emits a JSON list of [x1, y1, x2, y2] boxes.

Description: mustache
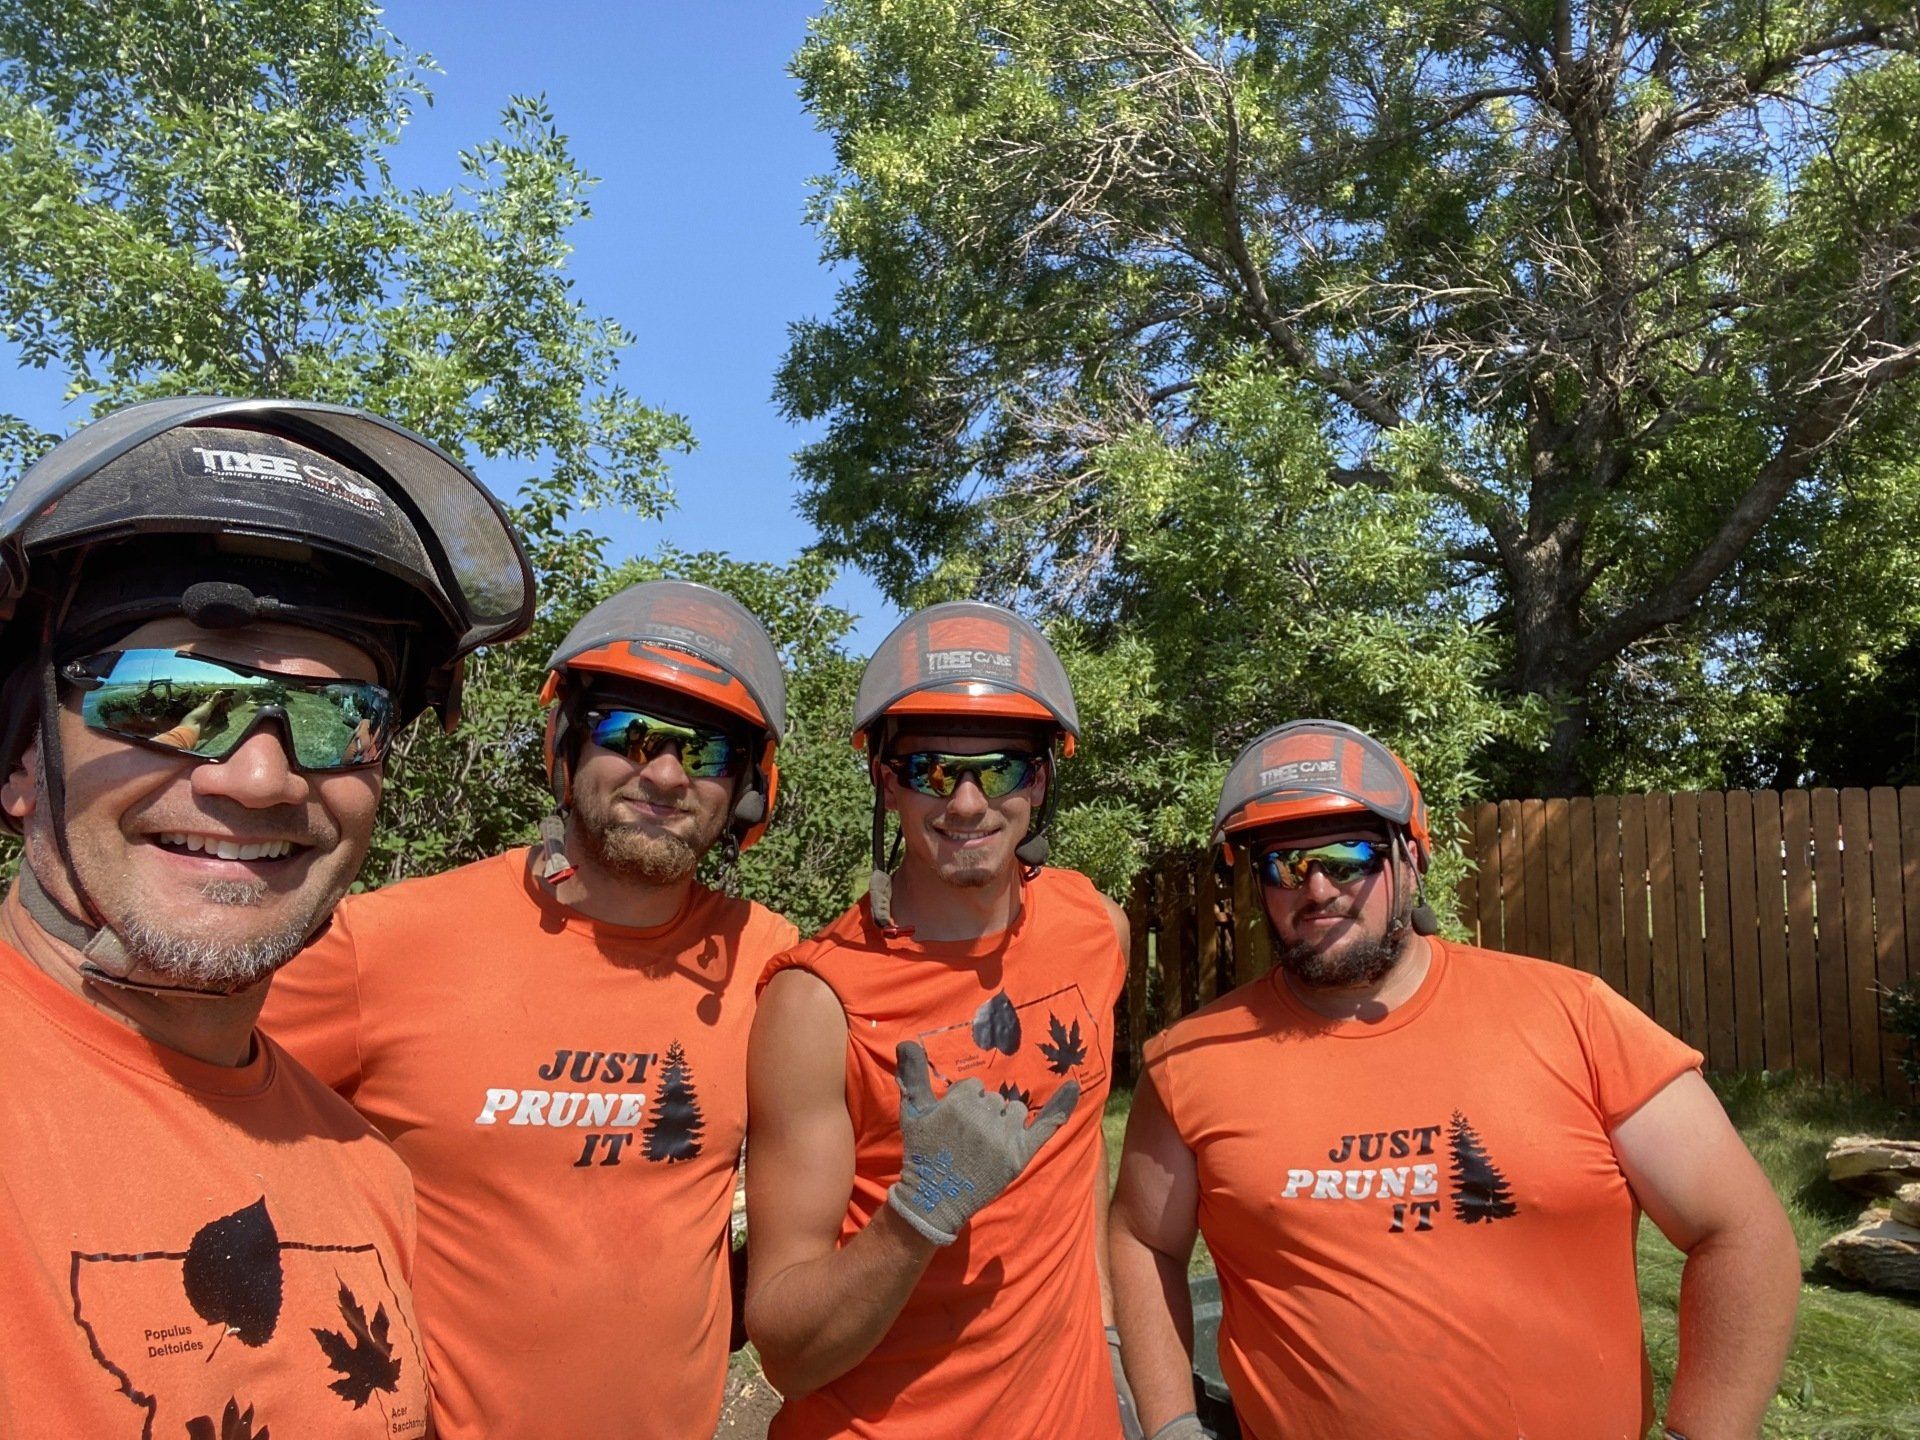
[[136, 801, 335, 848]]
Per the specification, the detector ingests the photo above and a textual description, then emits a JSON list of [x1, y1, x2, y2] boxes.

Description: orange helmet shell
[[1215, 720, 1430, 865], [542, 580, 786, 851], [851, 602, 1079, 756]]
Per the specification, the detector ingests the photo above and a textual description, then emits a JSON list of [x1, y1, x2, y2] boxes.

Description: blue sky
[[0, 0, 901, 649]]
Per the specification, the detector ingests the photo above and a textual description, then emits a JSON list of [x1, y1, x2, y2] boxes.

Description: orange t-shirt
[[0, 929, 431, 1440], [259, 847, 798, 1440], [1144, 937, 1703, 1440], [759, 867, 1127, 1440]]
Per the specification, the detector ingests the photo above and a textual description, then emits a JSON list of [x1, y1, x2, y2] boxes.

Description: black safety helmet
[[0, 396, 534, 992]]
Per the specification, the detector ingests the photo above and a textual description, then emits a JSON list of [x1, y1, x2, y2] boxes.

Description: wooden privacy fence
[[1117, 788, 1916, 1101]]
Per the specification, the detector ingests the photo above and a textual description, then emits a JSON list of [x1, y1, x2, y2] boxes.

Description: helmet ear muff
[[729, 738, 778, 852]]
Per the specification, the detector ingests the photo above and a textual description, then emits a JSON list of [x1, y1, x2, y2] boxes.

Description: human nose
[[637, 743, 692, 792], [189, 725, 310, 808], [1300, 864, 1343, 904], [943, 772, 990, 819]]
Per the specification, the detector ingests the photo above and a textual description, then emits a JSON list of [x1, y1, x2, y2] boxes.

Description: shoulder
[[1144, 976, 1276, 1071], [1439, 939, 1607, 1016], [262, 1037, 402, 1154], [755, 901, 872, 999], [1035, 865, 1129, 943], [341, 848, 525, 927]]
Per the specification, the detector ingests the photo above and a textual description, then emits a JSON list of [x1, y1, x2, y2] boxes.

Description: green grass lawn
[[1102, 1071, 1920, 1439]]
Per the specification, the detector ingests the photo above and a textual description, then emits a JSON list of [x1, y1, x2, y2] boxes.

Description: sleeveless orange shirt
[[760, 866, 1127, 1439], [1145, 937, 1702, 1440], [260, 847, 798, 1440], [0, 929, 431, 1440]]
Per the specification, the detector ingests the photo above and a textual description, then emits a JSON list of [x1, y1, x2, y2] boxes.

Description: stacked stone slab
[[1820, 1137, 1920, 1294]]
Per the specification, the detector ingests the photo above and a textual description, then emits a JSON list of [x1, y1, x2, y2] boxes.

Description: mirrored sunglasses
[[62, 648, 396, 772], [1257, 838, 1389, 890], [885, 749, 1041, 799], [585, 708, 743, 778]]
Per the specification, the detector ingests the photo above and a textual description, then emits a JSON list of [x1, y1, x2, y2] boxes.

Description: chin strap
[[15, 860, 254, 999], [537, 810, 577, 885], [1385, 829, 1440, 945]]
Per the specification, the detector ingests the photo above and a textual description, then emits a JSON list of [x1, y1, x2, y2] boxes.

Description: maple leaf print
[[185, 1398, 270, 1440], [997, 1082, 1034, 1108], [311, 1276, 402, 1409], [1038, 1013, 1087, 1074]]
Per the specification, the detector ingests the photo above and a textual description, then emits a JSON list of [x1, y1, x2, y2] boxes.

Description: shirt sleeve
[[1580, 975, 1704, 1129], [257, 903, 366, 1098]]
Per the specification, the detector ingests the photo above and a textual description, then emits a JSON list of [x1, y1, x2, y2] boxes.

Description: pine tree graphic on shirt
[[643, 1040, 706, 1163], [1447, 1110, 1518, 1222]]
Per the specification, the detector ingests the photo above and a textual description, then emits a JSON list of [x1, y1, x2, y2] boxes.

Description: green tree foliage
[[782, 0, 1920, 796], [0, 0, 801, 894], [1044, 363, 1520, 901]]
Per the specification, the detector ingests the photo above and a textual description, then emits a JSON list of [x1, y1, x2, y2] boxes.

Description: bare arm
[[1612, 1071, 1800, 1440], [744, 969, 937, 1398], [1110, 1067, 1204, 1433]]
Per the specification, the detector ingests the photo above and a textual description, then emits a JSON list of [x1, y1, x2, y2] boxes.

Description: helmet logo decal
[[926, 647, 1014, 676], [185, 445, 385, 513], [623, 641, 735, 688], [1259, 757, 1339, 788]]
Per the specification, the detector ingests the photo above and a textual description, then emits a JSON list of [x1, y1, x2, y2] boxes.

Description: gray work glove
[[1110, 1325, 1145, 1439], [886, 1040, 1079, 1245], [1147, 1415, 1206, 1440]]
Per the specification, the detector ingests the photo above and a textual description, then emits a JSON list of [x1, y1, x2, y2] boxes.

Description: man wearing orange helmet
[[1110, 720, 1800, 1440], [262, 579, 799, 1440], [745, 601, 1130, 1438]]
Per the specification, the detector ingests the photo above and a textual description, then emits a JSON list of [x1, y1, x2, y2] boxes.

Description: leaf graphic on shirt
[[971, 990, 1022, 1055], [185, 1398, 270, 1440], [1038, 1013, 1087, 1074], [312, 1277, 402, 1409], [997, 1081, 1035, 1108], [183, 1198, 283, 1350]]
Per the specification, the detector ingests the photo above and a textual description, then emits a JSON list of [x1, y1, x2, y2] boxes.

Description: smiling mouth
[[152, 832, 301, 862]]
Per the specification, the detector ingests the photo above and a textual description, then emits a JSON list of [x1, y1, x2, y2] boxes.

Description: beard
[[573, 787, 727, 886], [114, 877, 314, 990], [1275, 927, 1407, 991]]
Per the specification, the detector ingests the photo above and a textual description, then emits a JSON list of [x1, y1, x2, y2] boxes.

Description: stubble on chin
[[115, 878, 324, 989]]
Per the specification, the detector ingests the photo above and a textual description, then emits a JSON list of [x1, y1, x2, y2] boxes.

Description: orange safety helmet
[[851, 600, 1079, 755], [1214, 720, 1431, 866], [540, 580, 785, 855], [1215, 720, 1437, 940], [853, 602, 1079, 929]]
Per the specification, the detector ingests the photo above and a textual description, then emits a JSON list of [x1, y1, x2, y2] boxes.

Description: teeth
[[156, 833, 293, 860]]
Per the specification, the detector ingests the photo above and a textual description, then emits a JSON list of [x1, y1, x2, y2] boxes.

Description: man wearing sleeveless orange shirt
[[1111, 721, 1801, 1440], [747, 602, 1130, 1438], [0, 398, 533, 1438], [262, 580, 800, 1439]]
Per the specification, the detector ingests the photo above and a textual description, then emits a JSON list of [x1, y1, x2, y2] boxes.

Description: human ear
[[1, 735, 40, 822]]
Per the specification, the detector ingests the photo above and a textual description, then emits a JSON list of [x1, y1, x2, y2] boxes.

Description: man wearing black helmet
[[746, 602, 1130, 1440], [1110, 721, 1800, 1440], [0, 398, 531, 1437], [262, 579, 800, 1440]]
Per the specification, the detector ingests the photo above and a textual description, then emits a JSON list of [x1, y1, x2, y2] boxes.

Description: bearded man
[[1109, 720, 1800, 1440], [263, 579, 799, 1440]]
